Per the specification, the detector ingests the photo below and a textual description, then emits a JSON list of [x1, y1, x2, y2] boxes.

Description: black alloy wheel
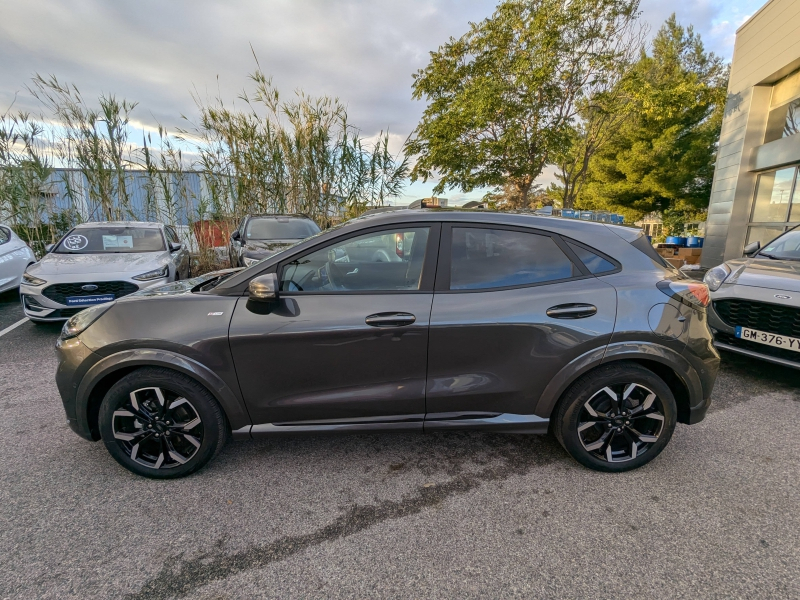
[[554, 363, 677, 472], [98, 367, 228, 478], [111, 387, 203, 469], [577, 383, 665, 463]]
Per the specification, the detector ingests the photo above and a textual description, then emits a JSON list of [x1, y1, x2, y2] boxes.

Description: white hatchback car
[[0, 224, 37, 294], [20, 221, 190, 322]]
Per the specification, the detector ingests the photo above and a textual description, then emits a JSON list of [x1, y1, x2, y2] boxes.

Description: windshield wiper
[[758, 252, 800, 261]]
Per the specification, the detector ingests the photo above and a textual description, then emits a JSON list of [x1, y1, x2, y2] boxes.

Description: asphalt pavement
[[1, 287, 799, 599]]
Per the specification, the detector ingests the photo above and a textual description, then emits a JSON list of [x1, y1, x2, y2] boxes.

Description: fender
[[75, 348, 252, 440], [533, 341, 704, 418]]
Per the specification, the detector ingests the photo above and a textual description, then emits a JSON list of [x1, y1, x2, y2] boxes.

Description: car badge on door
[[775, 294, 792, 300], [81, 284, 99, 292]]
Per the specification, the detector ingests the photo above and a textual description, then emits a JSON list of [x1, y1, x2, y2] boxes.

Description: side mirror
[[249, 273, 279, 302], [743, 241, 761, 257], [231, 230, 241, 242], [44, 243, 55, 253], [169, 242, 182, 252]]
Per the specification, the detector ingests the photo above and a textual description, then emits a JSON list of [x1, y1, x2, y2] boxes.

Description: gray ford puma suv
[[55, 210, 720, 478]]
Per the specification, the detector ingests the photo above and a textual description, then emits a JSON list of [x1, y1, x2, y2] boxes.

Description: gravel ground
[[1, 287, 799, 599]]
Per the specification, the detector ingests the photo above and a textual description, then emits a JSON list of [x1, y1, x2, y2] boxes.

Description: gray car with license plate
[[705, 226, 800, 369], [20, 221, 190, 322], [54, 210, 720, 478]]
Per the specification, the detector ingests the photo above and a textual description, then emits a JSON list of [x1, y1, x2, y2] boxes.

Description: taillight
[[395, 232, 404, 257], [657, 280, 709, 309]]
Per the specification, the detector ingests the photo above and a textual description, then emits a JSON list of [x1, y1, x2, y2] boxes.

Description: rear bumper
[[687, 393, 713, 424]]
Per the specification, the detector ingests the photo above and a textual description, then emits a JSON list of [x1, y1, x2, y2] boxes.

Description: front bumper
[[708, 285, 800, 370], [55, 335, 102, 440], [21, 276, 168, 321]]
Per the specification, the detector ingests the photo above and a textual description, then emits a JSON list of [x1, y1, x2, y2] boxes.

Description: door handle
[[546, 303, 597, 319], [365, 312, 416, 327]]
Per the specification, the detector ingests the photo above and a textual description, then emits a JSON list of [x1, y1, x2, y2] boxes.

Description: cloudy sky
[[0, 0, 766, 203]]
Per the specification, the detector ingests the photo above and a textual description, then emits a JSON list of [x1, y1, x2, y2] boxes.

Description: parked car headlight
[[243, 256, 261, 267], [703, 264, 731, 292], [22, 272, 47, 286], [61, 302, 116, 339], [133, 265, 169, 281]]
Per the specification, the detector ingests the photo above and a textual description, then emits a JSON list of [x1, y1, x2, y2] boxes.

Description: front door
[[425, 224, 617, 421], [228, 224, 439, 426]]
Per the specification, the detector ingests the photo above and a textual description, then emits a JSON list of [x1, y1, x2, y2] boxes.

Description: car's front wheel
[[98, 367, 229, 478], [554, 363, 677, 472]]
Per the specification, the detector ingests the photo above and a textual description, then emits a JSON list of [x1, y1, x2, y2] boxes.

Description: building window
[[765, 99, 800, 143], [748, 165, 800, 247], [752, 167, 796, 222]]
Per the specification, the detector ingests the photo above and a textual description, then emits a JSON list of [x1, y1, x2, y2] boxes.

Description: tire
[[554, 363, 677, 472], [98, 367, 229, 479]]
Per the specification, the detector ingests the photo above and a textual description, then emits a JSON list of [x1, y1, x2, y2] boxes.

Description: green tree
[[406, 0, 641, 206], [581, 15, 728, 219]]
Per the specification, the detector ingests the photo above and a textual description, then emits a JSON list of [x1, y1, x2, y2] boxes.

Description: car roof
[[74, 221, 164, 229], [246, 214, 313, 220], [345, 208, 638, 239]]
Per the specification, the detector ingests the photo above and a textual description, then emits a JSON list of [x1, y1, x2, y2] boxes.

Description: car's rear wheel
[[98, 367, 229, 479], [554, 363, 677, 472]]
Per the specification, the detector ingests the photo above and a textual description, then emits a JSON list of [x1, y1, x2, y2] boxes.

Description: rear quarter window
[[565, 241, 618, 274], [630, 234, 674, 270]]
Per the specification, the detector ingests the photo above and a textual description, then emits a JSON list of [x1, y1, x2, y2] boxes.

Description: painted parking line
[[0, 317, 29, 339]]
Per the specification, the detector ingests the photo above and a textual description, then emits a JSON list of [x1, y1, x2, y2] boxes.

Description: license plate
[[65, 294, 115, 306], [735, 326, 800, 352]]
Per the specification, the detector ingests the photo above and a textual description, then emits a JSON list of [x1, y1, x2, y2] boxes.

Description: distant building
[[461, 200, 488, 209], [705, 0, 800, 267], [407, 197, 448, 209]]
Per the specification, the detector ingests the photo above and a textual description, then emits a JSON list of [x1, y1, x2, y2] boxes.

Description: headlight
[[243, 256, 262, 267], [22, 272, 47, 286], [60, 302, 115, 339], [133, 265, 169, 281], [703, 264, 731, 292]]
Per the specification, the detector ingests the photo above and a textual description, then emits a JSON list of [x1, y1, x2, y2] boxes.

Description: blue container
[[686, 236, 704, 248], [665, 236, 687, 247]]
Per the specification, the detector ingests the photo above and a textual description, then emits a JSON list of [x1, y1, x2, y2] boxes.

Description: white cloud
[[0, 0, 765, 196]]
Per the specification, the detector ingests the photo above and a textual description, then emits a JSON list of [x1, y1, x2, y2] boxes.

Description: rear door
[[425, 224, 617, 423]]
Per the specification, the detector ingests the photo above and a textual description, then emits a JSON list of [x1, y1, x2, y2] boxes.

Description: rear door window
[[449, 227, 576, 290], [566, 241, 617, 274]]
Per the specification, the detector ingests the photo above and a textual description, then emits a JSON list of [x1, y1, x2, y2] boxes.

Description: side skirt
[[239, 412, 550, 439], [424, 412, 550, 434]]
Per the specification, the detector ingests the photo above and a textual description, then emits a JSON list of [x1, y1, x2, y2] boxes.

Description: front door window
[[280, 227, 430, 292]]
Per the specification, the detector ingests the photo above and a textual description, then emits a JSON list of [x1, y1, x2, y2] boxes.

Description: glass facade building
[[704, 0, 800, 267]]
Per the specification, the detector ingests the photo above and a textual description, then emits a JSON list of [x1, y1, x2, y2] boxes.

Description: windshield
[[759, 228, 800, 261], [245, 218, 320, 241], [55, 227, 165, 254]]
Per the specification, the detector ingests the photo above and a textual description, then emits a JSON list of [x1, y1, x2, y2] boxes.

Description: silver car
[[705, 226, 800, 370], [20, 221, 190, 322], [0, 224, 37, 294]]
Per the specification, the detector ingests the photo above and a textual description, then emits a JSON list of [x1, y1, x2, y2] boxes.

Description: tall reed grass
[[0, 66, 409, 269]]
